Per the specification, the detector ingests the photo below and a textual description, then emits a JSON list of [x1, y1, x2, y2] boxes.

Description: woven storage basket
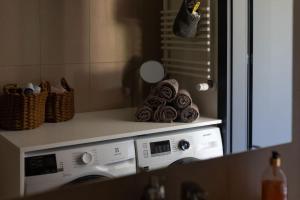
[[45, 78, 75, 123], [0, 82, 48, 130]]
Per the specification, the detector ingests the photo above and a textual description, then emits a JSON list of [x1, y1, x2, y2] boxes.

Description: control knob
[[178, 140, 190, 151], [81, 152, 94, 165]]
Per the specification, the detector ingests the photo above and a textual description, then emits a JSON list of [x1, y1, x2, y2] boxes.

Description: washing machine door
[[65, 175, 110, 185], [63, 173, 112, 188], [169, 157, 199, 166]]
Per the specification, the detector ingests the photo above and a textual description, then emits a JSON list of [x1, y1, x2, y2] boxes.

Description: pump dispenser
[[141, 176, 166, 200], [261, 151, 287, 200]]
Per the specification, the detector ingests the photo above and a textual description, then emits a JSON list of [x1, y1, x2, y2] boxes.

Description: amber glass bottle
[[261, 151, 287, 200]]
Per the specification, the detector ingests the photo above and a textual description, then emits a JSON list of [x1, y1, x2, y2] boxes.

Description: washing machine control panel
[[71, 149, 98, 168], [178, 140, 190, 151], [25, 154, 58, 177], [80, 152, 94, 165], [150, 140, 171, 155], [135, 127, 223, 171]]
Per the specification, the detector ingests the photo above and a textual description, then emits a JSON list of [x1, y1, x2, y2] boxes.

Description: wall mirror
[[0, 0, 293, 199]]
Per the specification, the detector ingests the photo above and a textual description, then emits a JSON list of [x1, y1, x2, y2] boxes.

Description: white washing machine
[[24, 139, 136, 195], [135, 127, 223, 171]]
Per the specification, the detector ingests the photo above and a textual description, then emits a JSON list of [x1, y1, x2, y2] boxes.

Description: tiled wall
[[0, 0, 162, 112]]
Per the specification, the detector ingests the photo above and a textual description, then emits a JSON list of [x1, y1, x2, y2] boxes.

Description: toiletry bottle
[[262, 151, 287, 200], [141, 176, 166, 200]]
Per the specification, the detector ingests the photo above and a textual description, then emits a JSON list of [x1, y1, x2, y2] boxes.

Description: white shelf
[[0, 107, 221, 153]]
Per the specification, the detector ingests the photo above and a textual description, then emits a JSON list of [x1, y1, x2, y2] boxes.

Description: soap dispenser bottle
[[262, 151, 287, 200], [141, 176, 166, 200]]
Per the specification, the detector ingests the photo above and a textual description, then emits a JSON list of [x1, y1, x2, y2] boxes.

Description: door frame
[[218, 0, 253, 154]]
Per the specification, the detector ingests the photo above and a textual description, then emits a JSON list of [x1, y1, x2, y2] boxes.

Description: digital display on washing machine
[[150, 140, 171, 155], [25, 154, 57, 177]]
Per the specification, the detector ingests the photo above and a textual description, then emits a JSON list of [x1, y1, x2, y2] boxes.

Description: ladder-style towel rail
[[162, 58, 211, 66], [160, 7, 210, 14], [165, 64, 211, 72], [161, 0, 214, 91]]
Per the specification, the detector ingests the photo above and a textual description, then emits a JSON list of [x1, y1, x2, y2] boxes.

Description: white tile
[[40, 0, 90, 65], [90, 62, 130, 110], [0, 0, 40, 66], [0, 66, 41, 90], [41, 64, 90, 113], [90, 0, 143, 63]]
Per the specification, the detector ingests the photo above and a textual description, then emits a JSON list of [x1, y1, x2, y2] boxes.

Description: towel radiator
[[161, 0, 214, 91]]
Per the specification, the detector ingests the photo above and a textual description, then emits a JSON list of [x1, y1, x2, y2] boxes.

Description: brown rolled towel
[[144, 95, 167, 109], [178, 103, 200, 123], [153, 106, 177, 123], [153, 79, 179, 102], [135, 106, 153, 122], [173, 89, 192, 109]]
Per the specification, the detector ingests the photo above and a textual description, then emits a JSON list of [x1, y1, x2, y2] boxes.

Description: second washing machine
[[135, 127, 223, 171]]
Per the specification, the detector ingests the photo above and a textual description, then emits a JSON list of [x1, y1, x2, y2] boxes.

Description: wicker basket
[[45, 78, 75, 123], [0, 82, 48, 130]]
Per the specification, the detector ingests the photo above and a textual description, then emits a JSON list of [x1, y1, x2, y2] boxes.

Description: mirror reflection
[[0, 0, 293, 199]]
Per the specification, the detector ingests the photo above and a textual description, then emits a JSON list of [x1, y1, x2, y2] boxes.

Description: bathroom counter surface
[[0, 107, 221, 152]]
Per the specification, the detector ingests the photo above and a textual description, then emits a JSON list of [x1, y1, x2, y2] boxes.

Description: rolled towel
[[153, 106, 177, 123], [33, 85, 41, 94], [144, 95, 167, 109], [173, 89, 192, 109], [153, 79, 179, 102], [23, 83, 35, 95], [135, 106, 153, 122], [178, 103, 199, 123], [51, 86, 66, 94]]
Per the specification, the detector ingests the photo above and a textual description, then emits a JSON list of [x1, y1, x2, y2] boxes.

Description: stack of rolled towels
[[135, 79, 200, 123]]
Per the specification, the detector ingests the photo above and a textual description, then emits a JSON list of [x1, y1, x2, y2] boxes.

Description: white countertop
[[0, 107, 221, 153]]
